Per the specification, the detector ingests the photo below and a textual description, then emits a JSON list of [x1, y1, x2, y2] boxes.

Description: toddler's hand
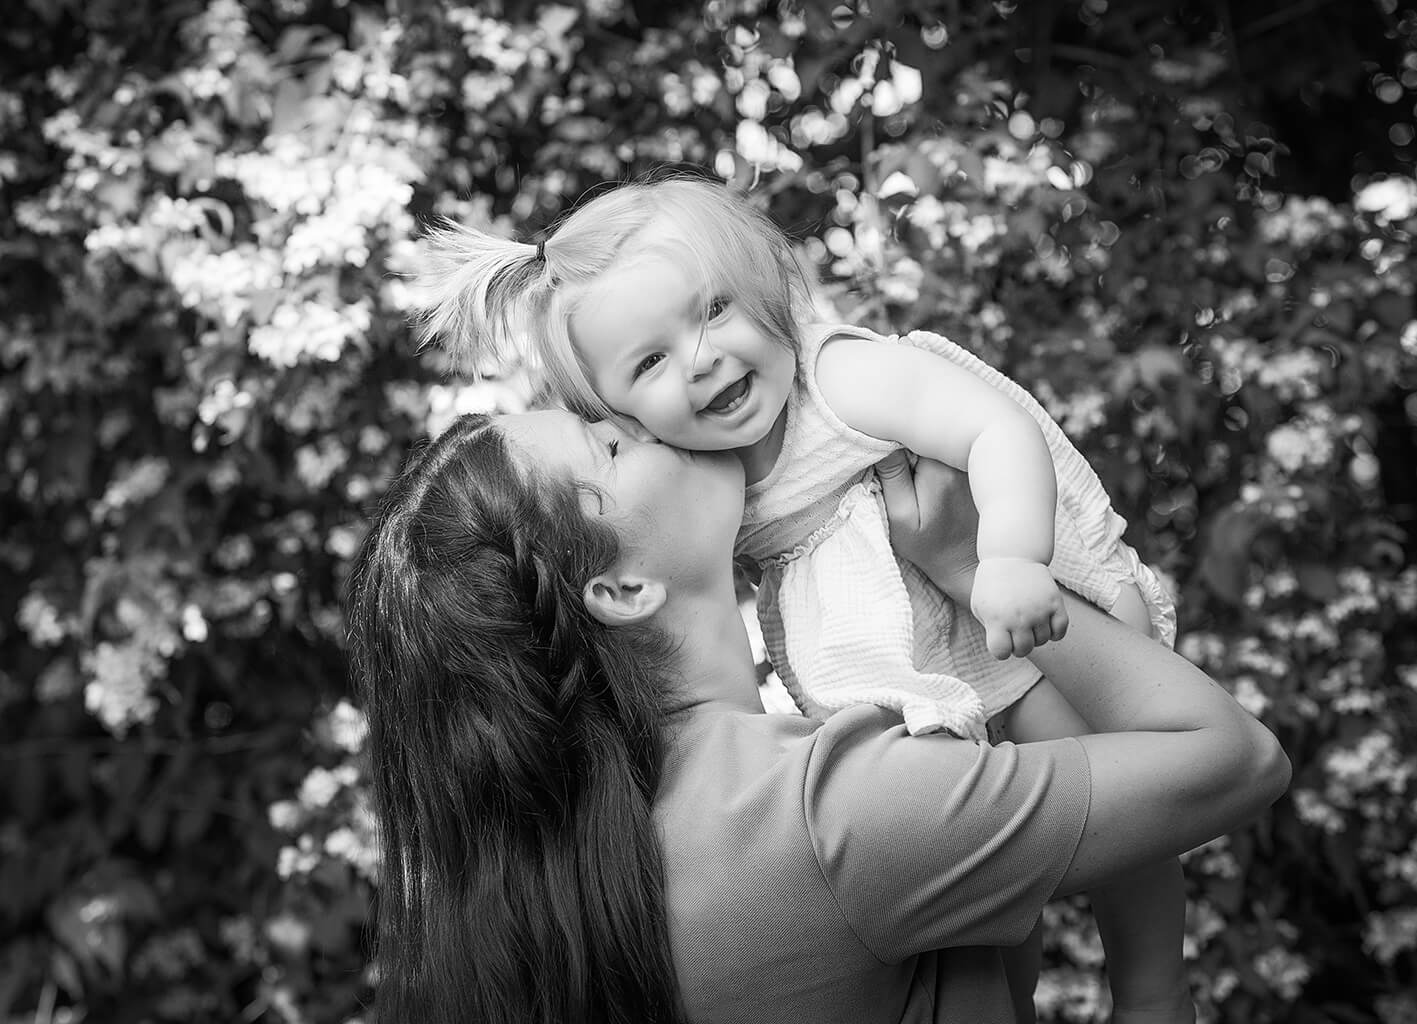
[[970, 557, 1069, 659]]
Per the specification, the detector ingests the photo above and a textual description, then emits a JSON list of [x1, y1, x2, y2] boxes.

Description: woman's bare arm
[[875, 452, 1291, 896], [1024, 596, 1289, 895]]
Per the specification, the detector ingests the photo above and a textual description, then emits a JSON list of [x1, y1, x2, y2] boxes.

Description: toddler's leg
[[1110, 579, 1157, 640], [1000, 676, 1194, 1024]]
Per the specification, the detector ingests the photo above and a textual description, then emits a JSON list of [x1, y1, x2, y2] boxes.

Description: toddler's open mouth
[[704, 375, 751, 415]]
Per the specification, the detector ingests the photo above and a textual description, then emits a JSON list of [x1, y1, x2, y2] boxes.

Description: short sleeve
[[802, 706, 1091, 962]]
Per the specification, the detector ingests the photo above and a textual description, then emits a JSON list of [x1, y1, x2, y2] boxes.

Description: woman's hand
[[874, 450, 979, 605], [876, 451, 1068, 657]]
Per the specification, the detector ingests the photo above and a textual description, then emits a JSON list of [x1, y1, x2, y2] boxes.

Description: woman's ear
[[583, 572, 667, 626]]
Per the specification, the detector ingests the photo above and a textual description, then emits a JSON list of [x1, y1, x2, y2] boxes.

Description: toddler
[[414, 176, 1191, 1022]]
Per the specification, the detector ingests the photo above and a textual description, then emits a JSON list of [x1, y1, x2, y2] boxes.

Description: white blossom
[[1258, 195, 1346, 248], [1355, 176, 1417, 223], [325, 700, 369, 754], [1252, 946, 1311, 1001], [267, 800, 303, 832], [324, 825, 380, 880], [298, 766, 343, 810], [1231, 676, 1272, 717], [18, 591, 67, 647], [247, 300, 371, 368], [1363, 908, 1417, 964], [82, 642, 161, 736]]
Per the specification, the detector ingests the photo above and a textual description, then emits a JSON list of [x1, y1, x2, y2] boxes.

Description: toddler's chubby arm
[[817, 335, 1067, 658]]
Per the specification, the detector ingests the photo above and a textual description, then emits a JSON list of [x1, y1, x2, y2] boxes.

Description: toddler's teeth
[[706, 376, 750, 413]]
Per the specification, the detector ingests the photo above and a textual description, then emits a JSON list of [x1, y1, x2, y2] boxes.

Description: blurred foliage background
[[2, 0, 1416, 1021]]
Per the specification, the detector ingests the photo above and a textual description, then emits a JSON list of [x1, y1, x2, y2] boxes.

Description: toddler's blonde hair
[[412, 174, 814, 422]]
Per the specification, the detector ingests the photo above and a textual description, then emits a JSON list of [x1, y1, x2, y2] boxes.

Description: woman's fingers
[[874, 450, 919, 532], [911, 457, 974, 534], [878, 452, 981, 605]]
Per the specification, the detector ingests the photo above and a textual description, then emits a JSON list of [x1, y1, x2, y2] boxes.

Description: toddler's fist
[[970, 558, 1068, 659]]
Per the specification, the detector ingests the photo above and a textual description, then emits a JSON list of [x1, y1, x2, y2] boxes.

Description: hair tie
[[535, 238, 546, 263]]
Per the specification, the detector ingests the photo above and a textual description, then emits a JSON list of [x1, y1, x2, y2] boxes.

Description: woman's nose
[[592, 417, 656, 445], [589, 420, 625, 445], [619, 420, 659, 443]]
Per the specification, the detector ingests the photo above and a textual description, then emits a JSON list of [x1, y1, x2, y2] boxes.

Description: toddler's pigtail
[[408, 219, 548, 376]]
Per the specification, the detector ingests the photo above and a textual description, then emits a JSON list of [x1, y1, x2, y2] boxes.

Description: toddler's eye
[[607, 439, 620, 459], [706, 295, 732, 320], [633, 353, 664, 379]]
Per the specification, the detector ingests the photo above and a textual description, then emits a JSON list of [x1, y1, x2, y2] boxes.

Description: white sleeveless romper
[[736, 324, 1176, 740]]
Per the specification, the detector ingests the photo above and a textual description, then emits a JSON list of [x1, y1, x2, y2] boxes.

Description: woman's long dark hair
[[346, 413, 687, 1024]]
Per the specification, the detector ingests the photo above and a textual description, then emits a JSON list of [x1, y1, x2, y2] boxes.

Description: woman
[[345, 409, 1290, 1024]]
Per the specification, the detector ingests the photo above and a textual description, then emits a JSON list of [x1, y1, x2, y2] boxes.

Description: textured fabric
[[736, 324, 1177, 734], [654, 705, 1092, 1023], [756, 481, 988, 739]]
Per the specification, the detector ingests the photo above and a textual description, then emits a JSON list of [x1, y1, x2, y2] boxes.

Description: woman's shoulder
[[658, 705, 995, 824], [658, 703, 1089, 859], [659, 706, 1092, 966]]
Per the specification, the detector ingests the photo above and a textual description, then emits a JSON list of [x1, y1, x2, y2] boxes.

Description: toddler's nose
[[687, 336, 723, 380]]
